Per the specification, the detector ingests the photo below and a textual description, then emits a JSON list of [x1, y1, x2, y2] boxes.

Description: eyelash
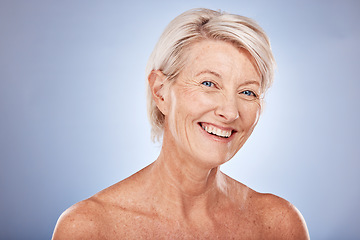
[[201, 81, 257, 98], [241, 90, 257, 97], [201, 81, 215, 88]]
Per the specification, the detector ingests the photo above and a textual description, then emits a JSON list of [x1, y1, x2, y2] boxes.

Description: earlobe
[[148, 70, 168, 115]]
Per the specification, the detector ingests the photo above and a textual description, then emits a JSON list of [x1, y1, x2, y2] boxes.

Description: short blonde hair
[[146, 8, 276, 142]]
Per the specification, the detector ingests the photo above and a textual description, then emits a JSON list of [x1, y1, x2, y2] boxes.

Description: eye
[[241, 90, 256, 97], [201, 81, 215, 88]]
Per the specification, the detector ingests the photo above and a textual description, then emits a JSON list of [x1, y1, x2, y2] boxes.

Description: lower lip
[[198, 123, 234, 143]]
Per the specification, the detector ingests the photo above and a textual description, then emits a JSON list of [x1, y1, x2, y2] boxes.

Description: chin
[[190, 146, 238, 169]]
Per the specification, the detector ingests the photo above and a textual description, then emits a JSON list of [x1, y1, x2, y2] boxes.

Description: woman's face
[[162, 40, 262, 168]]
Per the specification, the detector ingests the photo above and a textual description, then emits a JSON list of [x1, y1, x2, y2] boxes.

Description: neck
[[155, 151, 220, 196], [148, 137, 228, 221]]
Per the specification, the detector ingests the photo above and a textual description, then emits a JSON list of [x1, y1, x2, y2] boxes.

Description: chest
[[102, 210, 266, 239]]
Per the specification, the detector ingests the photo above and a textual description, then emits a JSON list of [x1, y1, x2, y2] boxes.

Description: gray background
[[1, 0, 359, 239]]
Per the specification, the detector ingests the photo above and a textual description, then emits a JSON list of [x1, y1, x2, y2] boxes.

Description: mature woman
[[53, 8, 309, 239]]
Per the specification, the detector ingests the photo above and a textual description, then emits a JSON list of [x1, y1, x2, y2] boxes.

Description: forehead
[[180, 40, 261, 81]]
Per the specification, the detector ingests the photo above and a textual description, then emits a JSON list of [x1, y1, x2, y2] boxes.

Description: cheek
[[242, 102, 261, 129], [167, 89, 216, 140], [166, 90, 195, 138], [177, 88, 217, 116]]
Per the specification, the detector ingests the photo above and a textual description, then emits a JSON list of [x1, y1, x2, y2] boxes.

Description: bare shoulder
[[221, 174, 309, 239], [52, 197, 109, 240], [52, 168, 150, 240], [252, 192, 310, 240]]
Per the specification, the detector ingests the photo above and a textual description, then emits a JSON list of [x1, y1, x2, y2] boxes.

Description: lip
[[198, 122, 237, 142]]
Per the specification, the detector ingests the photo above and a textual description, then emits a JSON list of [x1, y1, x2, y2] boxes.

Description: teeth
[[202, 124, 232, 138]]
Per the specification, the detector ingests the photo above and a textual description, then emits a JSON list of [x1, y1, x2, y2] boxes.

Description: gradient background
[[1, 0, 359, 239]]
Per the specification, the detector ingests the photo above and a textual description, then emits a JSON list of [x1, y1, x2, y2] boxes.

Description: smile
[[200, 123, 233, 138]]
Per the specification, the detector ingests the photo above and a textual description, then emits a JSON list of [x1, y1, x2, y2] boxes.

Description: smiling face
[[161, 40, 262, 168]]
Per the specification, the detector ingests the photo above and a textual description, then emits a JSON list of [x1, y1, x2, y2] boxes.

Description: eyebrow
[[240, 80, 261, 87], [195, 70, 222, 78]]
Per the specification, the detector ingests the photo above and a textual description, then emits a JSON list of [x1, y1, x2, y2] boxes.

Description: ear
[[148, 70, 169, 115]]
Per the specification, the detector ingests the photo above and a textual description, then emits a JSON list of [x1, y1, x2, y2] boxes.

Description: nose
[[214, 94, 239, 122]]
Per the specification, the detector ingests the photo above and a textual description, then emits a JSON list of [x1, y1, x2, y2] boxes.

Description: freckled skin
[[52, 41, 309, 240]]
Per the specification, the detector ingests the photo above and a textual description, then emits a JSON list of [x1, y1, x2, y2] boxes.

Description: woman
[[53, 8, 309, 239]]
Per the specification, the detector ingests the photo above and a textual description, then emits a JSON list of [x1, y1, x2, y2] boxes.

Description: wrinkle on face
[[162, 39, 263, 169]]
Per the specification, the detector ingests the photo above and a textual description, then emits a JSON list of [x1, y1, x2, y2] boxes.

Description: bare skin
[[52, 40, 309, 239], [53, 166, 308, 239], [52, 165, 309, 239]]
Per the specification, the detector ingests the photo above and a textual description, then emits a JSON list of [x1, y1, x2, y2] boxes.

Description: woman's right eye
[[201, 81, 215, 87]]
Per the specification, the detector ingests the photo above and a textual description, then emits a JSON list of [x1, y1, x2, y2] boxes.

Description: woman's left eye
[[241, 90, 256, 97], [201, 81, 215, 87]]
